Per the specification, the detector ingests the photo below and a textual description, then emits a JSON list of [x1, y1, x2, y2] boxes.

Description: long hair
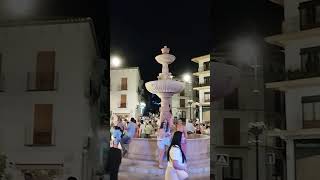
[[167, 131, 187, 163]]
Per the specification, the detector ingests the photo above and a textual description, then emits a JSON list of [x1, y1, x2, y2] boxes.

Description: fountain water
[[119, 47, 210, 179]]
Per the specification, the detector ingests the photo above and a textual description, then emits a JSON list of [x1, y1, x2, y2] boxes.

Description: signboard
[[266, 153, 275, 165], [216, 154, 229, 166]]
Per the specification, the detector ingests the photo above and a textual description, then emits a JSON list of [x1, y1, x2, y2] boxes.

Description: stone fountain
[[145, 46, 185, 126], [119, 47, 210, 179]]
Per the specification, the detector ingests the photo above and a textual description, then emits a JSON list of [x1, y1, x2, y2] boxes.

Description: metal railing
[[26, 72, 59, 91]]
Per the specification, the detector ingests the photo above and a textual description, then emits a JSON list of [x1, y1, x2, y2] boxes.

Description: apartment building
[[110, 67, 144, 121], [192, 55, 210, 123], [266, 0, 320, 180], [171, 79, 194, 120], [211, 47, 285, 180], [0, 18, 106, 180]]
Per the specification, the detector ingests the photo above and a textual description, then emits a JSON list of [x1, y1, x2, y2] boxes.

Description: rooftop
[[191, 54, 210, 63]]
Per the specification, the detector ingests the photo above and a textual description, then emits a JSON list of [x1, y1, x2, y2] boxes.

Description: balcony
[[26, 72, 58, 91], [24, 126, 56, 146], [266, 69, 320, 91], [0, 73, 4, 92]]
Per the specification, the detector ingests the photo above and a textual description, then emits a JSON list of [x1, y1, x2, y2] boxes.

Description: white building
[[266, 1, 320, 179], [110, 67, 144, 121], [0, 18, 105, 180], [171, 79, 193, 120], [192, 55, 210, 123]]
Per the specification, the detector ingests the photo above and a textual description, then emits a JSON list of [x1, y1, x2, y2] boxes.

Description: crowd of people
[[106, 112, 210, 180]]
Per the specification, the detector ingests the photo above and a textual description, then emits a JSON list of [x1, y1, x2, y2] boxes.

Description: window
[[223, 157, 242, 180], [204, 92, 210, 102], [224, 88, 239, 109], [300, 47, 320, 73], [33, 104, 53, 145], [302, 95, 320, 128], [35, 51, 55, 90], [203, 61, 210, 71], [120, 94, 127, 108], [180, 90, 185, 96], [299, 1, 320, 30], [180, 99, 186, 108], [224, 118, 240, 145], [121, 78, 128, 90], [204, 76, 210, 86], [181, 111, 186, 118]]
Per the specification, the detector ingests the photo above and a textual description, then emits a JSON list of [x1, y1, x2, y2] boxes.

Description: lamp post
[[248, 121, 266, 180], [187, 99, 193, 121]]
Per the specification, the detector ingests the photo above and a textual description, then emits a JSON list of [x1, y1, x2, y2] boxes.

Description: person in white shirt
[[186, 120, 195, 134], [139, 120, 146, 138], [165, 131, 188, 180]]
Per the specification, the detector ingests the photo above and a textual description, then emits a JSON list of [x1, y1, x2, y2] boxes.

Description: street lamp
[[248, 121, 266, 180], [182, 73, 192, 83], [139, 102, 146, 116], [187, 99, 193, 121], [110, 55, 122, 68]]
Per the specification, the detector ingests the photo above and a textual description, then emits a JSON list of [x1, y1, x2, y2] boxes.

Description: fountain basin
[[145, 79, 185, 95], [127, 134, 210, 161]]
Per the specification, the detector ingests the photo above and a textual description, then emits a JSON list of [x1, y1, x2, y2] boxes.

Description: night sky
[[212, 0, 283, 51], [110, 0, 211, 83], [0, 0, 108, 58]]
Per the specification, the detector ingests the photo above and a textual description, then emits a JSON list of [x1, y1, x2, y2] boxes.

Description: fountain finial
[[161, 46, 170, 54]]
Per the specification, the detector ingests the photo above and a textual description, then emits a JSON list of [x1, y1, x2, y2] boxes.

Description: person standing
[[139, 120, 146, 138], [176, 119, 188, 154], [120, 118, 137, 156], [144, 121, 154, 138], [157, 121, 172, 169], [165, 131, 188, 180], [186, 120, 195, 134], [106, 138, 122, 180]]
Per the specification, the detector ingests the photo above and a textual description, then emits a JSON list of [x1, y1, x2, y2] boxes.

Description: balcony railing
[[24, 126, 56, 146], [0, 73, 4, 92], [193, 81, 210, 87], [26, 72, 59, 91], [286, 69, 320, 80]]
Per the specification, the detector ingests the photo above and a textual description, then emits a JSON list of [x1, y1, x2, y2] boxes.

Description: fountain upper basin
[[145, 79, 185, 95]]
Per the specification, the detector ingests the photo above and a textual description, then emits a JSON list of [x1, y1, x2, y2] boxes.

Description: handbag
[[175, 169, 189, 180]]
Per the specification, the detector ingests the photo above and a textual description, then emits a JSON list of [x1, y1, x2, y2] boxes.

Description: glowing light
[[111, 55, 122, 67], [182, 73, 192, 83]]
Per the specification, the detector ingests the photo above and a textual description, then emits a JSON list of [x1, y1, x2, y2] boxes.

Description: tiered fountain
[[119, 46, 210, 179]]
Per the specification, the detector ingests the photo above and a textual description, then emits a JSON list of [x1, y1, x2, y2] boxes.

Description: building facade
[[171, 79, 193, 120], [211, 48, 285, 180], [266, 0, 320, 180], [192, 55, 210, 123], [0, 18, 105, 180], [110, 67, 144, 121]]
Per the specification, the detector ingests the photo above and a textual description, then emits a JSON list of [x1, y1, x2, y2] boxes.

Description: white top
[[167, 146, 186, 168], [186, 122, 195, 132]]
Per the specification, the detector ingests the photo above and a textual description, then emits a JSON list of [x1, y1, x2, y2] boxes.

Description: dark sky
[[212, 0, 283, 50], [110, 0, 211, 83], [0, 0, 108, 58]]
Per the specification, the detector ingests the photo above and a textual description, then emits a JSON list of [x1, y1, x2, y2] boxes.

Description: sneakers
[[158, 164, 164, 169]]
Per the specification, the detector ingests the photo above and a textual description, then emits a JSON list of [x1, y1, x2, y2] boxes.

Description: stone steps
[[119, 158, 210, 176], [118, 172, 210, 180]]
